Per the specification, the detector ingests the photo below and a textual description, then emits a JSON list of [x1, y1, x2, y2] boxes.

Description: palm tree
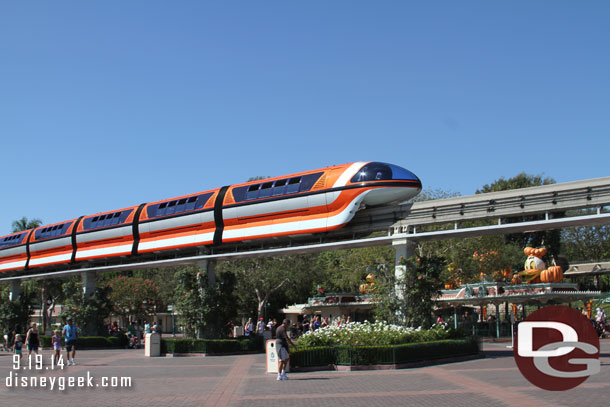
[[11, 216, 43, 232]]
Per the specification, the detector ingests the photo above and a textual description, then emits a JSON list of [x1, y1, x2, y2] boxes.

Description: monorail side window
[[185, 196, 197, 211], [273, 179, 287, 196], [158, 202, 168, 216], [166, 200, 177, 215], [176, 198, 187, 213], [286, 177, 301, 194], [259, 182, 274, 199], [246, 184, 260, 200]]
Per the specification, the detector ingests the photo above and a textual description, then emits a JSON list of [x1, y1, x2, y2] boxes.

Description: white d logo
[[517, 321, 577, 357]]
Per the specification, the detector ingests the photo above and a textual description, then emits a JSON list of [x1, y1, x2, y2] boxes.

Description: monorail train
[[0, 161, 421, 273]]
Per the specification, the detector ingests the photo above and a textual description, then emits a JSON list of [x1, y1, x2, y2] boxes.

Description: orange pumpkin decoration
[[359, 284, 369, 294], [534, 248, 547, 258], [524, 247, 535, 256], [541, 266, 563, 283], [444, 283, 454, 290], [511, 274, 522, 284]]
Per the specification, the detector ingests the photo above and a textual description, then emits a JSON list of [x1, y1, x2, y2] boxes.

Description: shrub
[[291, 338, 478, 367], [41, 335, 127, 349], [290, 346, 336, 367], [161, 336, 264, 354]]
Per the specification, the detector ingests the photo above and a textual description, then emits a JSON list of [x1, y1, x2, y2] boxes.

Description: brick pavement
[[0, 340, 607, 407]]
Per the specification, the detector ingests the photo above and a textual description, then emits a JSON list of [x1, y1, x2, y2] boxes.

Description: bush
[[291, 338, 479, 368], [162, 339, 208, 354], [290, 346, 336, 367], [40, 335, 127, 349], [161, 336, 264, 354]]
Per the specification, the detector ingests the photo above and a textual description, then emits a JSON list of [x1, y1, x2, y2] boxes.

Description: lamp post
[[168, 305, 175, 337]]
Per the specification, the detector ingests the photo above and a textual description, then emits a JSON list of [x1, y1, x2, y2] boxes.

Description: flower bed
[[291, 321, 476, 368], [295, 321, 458, 347]]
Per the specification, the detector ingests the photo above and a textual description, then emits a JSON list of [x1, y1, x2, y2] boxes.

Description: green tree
[[222, 255, 319, 321], [0, 286, 36, 335], [477, 172, 560, 255], [108, 276, 160, 325], [11, 217, 42, 233], [416, 174, 559, 286], [316, 245, 394, 292], [374, 256, 444, 328], [561, 222, 610, 262], [60, 279, 112, 336], [173, 266, 237, 338]]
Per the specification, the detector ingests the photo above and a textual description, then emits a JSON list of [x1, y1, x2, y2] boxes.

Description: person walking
[[51, 330, 62, 365], [13, 334, 23, 361], [275, 319, 296, 381], [25, 323, 40, 357], [256, 318, 265, 335], [245, 318, 254, 337], [62, 317, 78, 366]]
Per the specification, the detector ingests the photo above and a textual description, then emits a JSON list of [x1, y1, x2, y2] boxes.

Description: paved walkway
[[0, 340, 608, 406]]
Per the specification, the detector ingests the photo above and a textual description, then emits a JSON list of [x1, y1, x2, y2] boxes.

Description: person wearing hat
[[275, 319, 296, 380], [62, 317, 78, 366]]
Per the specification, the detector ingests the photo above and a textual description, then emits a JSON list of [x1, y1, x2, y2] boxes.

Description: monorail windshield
[[351, 162, 420, 183]]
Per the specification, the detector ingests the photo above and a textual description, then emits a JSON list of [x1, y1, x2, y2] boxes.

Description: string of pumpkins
[[515, 246, 563, 284]]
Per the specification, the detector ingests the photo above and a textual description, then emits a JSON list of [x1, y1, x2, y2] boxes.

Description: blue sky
[[1, 2, 609, 232]]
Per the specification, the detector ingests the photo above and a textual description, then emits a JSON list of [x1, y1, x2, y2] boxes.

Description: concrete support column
[[196, 259, 218, 339], [392, 238, 416, 322], [81, 271, 97, 298], [9, 280, 21, 302], [392, 238, 416, 293], [196, 259, 217, 286]]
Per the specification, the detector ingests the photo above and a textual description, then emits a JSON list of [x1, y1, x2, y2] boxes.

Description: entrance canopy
[[437, 281, 603, 307]]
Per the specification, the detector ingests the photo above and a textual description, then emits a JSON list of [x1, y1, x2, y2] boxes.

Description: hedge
[[39, 335, 128, 349], [290, 338, 479, 368], [161, 335, 264, 354]]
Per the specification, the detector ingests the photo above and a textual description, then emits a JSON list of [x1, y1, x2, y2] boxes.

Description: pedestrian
[[271, 318, 278, 337], [144, 320, 151, 334], [13, 334, 23, 360], [4, 328, 14, 352], [62, 317, 78, 366], [256, 317, 265, 335], [245, 318, 254, 336], [302, 316, 310, 333], [275, 319, 296, 381], [312, 316, 321, 331], [25, 323, 40, 357], [51, 330, 62, 365]]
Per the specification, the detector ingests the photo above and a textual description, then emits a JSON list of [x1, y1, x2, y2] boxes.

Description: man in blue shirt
[[62, 317, 78, 366]]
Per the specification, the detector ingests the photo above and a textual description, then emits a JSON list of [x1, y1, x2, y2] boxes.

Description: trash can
[[265, 339, 289, 374], [145, 333, 161, 357]]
